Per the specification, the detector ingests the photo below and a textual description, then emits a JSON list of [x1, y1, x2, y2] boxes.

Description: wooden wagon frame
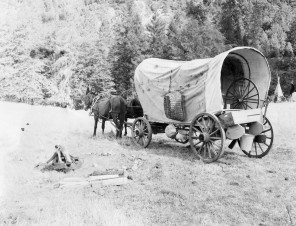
[[128, 47, 273, 163]]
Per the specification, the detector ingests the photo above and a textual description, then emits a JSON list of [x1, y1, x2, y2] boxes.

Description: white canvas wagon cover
[[134, 47, 271, 123]]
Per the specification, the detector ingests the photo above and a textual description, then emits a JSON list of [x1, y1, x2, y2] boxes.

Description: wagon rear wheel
[[131, 117, 152, 148], [241, 117, 273, 158], [224, 78, 260, 109], [189, 113, 226, 163]]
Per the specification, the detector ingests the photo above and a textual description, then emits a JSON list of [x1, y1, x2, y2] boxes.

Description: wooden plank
[[229, 109, 262, 125], [89, 174, 120, 181], [91, 176, 128, 186], [58, 176, 128, 188]]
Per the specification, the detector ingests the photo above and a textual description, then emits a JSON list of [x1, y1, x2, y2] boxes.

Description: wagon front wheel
[[241, 117, 273, 158], [131, 117, 152, 148], [189, 113, 225, 163]]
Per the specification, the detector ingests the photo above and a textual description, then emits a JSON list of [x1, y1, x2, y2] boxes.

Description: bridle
[[89, 95, 100, 116]]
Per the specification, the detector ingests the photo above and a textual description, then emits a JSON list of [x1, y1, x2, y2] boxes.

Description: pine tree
[[167, 11, 225, 60], [185, 0, 207, 25], [220, 0, 245, 46], [109, 0, 148, 97], [146, 8, 171, 58], [287, 19, 296, 53]]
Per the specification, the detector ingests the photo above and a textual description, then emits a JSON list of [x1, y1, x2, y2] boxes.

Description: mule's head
[[82, 92, 95, 111]]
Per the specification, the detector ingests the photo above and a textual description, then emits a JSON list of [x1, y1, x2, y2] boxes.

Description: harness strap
[[89, 96, 100, 115]]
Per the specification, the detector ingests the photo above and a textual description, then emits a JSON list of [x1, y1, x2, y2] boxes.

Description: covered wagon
[[131, 47, 273, 163]]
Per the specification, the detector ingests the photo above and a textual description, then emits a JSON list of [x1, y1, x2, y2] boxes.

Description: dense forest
[[1, 0, 296, 107]]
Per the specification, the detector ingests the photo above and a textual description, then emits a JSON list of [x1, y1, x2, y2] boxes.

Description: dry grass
[[0, 101, 296, 226]]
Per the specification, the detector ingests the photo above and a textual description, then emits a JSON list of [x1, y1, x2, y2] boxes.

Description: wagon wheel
[[131, 117, 152, 148], [189, 113, 226, 163], [241, 117, 273, 158], [224, 78, 260, 109]]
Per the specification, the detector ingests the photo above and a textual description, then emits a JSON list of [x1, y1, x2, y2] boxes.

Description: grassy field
[[0, 101, 296, 226]]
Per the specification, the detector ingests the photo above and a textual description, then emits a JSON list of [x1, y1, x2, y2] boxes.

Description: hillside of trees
[[1, 0, 296, 107]]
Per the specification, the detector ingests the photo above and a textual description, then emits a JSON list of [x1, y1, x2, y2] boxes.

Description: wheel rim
[[189, 113, 225, 163], [131, 117, 152, 148], [241, 117, 273, 158], [224, 78, 260, 109]]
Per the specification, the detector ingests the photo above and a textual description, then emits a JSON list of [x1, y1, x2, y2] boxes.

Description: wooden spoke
[[201, 117, 207, 128], [243, 102, 252, 109], [194, 141, 202, 147], [224, 96, 236, 100], [210, 137, 221, 140], [210, 128, 219, 136], [262, 142, 269, 147], [232, 102, 240, 109], [207, 118, 213, 132], [193, 126, 202, 133], [243, 86, 256, 97], [197, 143, 205, 154], [258, 143, 264, 153], [227, 91, 237, 98], [208, 144, 212, 159], [244, 94, 259, 100], [262, 128, 271, 133], [194, 121, 204, 131], [136, 136, 140, 143], [241, 81, 250, 97]]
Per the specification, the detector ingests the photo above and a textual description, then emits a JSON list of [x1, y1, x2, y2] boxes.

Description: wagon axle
[[199, 133, 210, 142], [135, 128, 142, 137]]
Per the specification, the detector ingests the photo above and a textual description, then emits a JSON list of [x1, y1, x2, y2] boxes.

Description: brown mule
[[83, 92, 127, 138]]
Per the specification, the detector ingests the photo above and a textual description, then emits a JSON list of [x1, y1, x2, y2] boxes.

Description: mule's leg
[[119, 113, 126, 138], [93, 116, 98, 136], [124, 116, 127, 136], [101, 119, 105, 135], [111, 113, 120, 138]]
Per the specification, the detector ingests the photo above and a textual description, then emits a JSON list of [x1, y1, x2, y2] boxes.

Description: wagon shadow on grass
[[91, 125, 256, 165], [117, 134, 195, 161], [117, 134, 246, 165]]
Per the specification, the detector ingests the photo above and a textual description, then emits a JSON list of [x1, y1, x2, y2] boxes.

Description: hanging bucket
[[240, 134, 254, 152], [165, 124, 178, 139]]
